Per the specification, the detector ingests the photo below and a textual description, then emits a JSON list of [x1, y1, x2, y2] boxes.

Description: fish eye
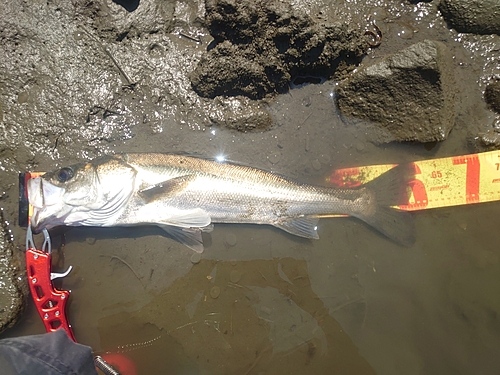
[[56, 167, 74, 182]]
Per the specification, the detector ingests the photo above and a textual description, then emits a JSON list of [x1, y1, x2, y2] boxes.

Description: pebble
[[73, 31, 84, 40], [260, 306, 272, 315], [86, 237, 96, 245], [355, 142, 365, 152], [369, 7, 389, 22], [230, 259, 238, 266], [312, 160, 321, 170], [210, 286, 220, 299], [190, 253, 202, 264], [225, 233, 237, 247], [397, 22, 415, 40], [148, 44, 164, 58], [268, 153, 281, 164], [17, 92, 29, 104], [230, 270, 242, 283], [319, 154, 331, 163]]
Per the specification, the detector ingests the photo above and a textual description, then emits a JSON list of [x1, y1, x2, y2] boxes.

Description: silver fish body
[[28, 153, 414, 252]]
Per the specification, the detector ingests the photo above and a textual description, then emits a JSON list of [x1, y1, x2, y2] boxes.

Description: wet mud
[[191, 0, 370, 99], [0, 209, 27, 333], [1, 0, 500, 374]]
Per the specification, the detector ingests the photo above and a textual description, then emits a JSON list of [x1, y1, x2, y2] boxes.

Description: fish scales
[[122, 154, 364, 222]]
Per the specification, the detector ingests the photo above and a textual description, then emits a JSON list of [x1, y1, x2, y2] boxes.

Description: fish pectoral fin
[[159, 225, 205, 253], [158, 208, 212, 229], [274, 217, 319, 239], [139, 175, 196, 203]]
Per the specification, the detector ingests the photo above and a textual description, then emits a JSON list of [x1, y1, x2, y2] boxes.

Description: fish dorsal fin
[[159, 225, 205, 253], [274, 217, 319, 239], [139, 175, 196, 203]]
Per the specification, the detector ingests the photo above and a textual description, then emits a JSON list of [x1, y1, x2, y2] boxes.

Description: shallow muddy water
[[1, 0, 500, 374], [5, 80, 500, 375]]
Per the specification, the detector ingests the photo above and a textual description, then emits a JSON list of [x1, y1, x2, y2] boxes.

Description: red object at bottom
[[101, 353, 138, 375], [25, 248, 76, 342]]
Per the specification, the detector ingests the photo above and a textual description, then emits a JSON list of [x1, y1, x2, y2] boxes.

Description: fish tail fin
[[356, 165, 415, 246]]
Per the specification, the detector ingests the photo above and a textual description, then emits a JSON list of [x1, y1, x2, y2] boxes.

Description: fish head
[[28, 156, 136, 232]]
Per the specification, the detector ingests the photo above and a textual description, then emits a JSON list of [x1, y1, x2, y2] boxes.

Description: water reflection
[[97, 258, 376, 374]]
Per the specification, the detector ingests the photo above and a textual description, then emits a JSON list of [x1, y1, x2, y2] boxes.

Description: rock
[[208, 96, 273, 131], [484, 79, 500, 113], [439, 0, 500, 35], [475, 128, 500, 150], [336, 40, 455, 143], [190, 0, 370, 99], [0, 209, 27, 333]]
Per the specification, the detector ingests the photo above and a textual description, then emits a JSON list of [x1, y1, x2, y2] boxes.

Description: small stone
[[312, 160, 321, 170], [477, 129, 500, 150], [210, 286, 221, 299], [225, 233, 237, 247], [319, 154, 331, 163], [230, 270, 242, 283], [268, 153, 281, 164], [73, 31, 84, 40], [396, 22, 415, 40], [17, 92, 29, 104], [369, 7, 389, 22], [260, 306, 272, 315], [86, 237, 96, 245], [190, 253, 202, 264]]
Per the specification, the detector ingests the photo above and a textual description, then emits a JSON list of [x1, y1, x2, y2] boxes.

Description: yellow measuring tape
[[329, 150, 500, 211]]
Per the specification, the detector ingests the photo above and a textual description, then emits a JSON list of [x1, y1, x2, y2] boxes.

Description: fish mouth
[[27, 177, 67, 232]]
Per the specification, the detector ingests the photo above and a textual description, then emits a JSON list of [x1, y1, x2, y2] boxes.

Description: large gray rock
[[336, 40, 456, 143], [0, 208, 27, 333], [439, 0, 500, 35]]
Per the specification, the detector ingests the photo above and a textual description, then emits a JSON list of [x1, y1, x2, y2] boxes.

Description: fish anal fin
[[159, 225, 205, 253], [139, 175, 195, 203], [274, 217, 319, 239]]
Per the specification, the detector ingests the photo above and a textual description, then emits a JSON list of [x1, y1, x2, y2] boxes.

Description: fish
[[27, 153, 414, 252]]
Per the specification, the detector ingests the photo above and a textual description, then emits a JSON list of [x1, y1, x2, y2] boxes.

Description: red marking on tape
[[453, 155, 480, 203], [329, 167, 361, 188], [399, 162, 428, 210]]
